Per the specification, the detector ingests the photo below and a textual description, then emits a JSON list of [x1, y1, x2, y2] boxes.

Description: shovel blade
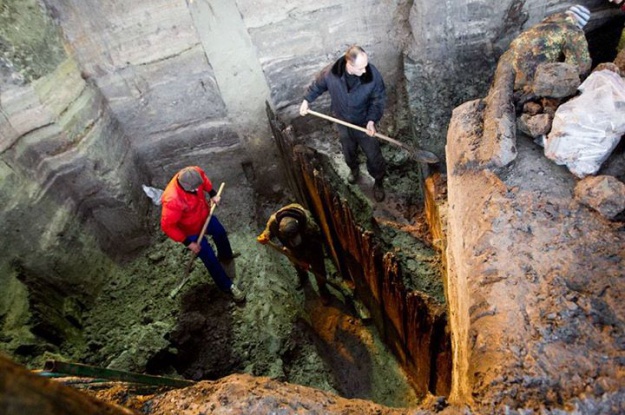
[[412, 149, 440, 164]]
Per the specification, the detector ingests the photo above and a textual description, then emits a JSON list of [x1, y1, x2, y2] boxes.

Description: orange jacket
[[160, 166, 214, 243]]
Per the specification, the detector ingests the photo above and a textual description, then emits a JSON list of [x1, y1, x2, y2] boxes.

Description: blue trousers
[[336, 124, 386, 180], [187, 216, 234, 293]]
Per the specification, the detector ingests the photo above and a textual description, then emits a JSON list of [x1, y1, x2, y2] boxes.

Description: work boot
[[373, 179, 385, 202], [347, 168, 360, 184], [230, 284, 246, 303], [295, 269, 309, 290], [318, 284, 331, 306]]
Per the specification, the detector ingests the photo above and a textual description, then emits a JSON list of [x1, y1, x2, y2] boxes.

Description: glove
[[256, 232, 270, 245], [299, 100, 309, 116]]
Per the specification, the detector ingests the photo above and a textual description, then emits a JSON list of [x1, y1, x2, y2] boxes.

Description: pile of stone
[[516, 62, 584, 144], [515, 61, 625, 220]]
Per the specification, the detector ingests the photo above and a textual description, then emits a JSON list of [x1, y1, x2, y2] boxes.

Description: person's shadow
[[298, 285, 373, 400]]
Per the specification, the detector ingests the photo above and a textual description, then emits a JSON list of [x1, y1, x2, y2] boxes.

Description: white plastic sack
[[142, 185, 163, 206], [544, 70, 625, 178]]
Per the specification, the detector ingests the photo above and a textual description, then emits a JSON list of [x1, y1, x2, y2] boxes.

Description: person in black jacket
[[300, 45, 387, 202]]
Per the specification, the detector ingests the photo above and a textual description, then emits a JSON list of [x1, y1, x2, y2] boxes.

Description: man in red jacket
[[161, 166, 245, 302]]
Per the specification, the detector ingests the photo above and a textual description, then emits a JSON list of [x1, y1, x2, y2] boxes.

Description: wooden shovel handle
[[186, 182, 225, 267], [196, 182, 225, 245], [306, 109, 439, 164]]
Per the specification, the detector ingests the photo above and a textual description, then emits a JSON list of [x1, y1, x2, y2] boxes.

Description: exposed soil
[[70, 134, 430, 409], [19, 74, 625, 414], [443, 107, 625, 413], [142, 374, 442, 415]]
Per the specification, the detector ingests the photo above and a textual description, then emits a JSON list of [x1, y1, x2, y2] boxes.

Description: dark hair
[[345, 45, 366, 63]]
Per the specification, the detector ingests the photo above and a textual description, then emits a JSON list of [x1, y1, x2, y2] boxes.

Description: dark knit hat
[[279, 217, 299, 237], [178, 167, 203, 191], [279, 217, 302, 246]]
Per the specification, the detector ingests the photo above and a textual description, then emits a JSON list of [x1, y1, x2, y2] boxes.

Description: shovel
[[169, 182, 225, 299], [305, 109, 439, 164]]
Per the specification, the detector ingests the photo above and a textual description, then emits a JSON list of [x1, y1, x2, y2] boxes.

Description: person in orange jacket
[[161, 166, 244, 302]]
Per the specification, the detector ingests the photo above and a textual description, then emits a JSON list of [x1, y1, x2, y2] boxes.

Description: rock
[[532, 63, 580, 98], [574, 176, 625, 220], [539, 97, 560, 117], [148, 252, 165, 263], [523, 101, 542, 116], [593, 62, 621, 76], [517, 113, 552, 138], [614, 48, 625, 74]]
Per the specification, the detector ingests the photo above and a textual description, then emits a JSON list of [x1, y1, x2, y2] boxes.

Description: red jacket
[[160, 166, 214, 243]]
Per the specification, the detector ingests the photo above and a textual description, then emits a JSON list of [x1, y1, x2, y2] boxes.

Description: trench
[[2, 103, 452, 408], [79, 116, 449, 408], [1, 1, 452, 403], [266, 104, 452, 396]]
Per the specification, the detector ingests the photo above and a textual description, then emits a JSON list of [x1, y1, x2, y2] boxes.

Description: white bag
[[545, 70, 625, 178], [142, 185, 164, 206]]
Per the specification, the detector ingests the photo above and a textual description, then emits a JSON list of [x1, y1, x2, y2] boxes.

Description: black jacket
[[304, 56, 386, 126]]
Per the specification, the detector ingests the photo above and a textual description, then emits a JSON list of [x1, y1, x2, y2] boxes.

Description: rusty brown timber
[[266, 104, 451, 396]]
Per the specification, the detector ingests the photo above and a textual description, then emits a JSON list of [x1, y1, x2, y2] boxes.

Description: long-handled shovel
[[305, 109, 439, 164], [169, 182, 225, 299]]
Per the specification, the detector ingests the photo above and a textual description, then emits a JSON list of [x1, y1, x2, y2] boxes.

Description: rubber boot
[[373, 179, 385, 202], [318, 283, 331, 306], [230, 284, 246, 303], [347, 167, 360, 184], [295, 268, 309, 290]]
